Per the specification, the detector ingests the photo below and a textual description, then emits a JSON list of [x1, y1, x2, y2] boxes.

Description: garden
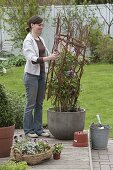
[[0, 1, 113, 169], [0, 63, 113, 136]]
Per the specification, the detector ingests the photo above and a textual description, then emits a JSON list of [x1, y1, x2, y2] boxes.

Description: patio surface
[[0, 129, 113, 169], [92, 139, 113, 170]]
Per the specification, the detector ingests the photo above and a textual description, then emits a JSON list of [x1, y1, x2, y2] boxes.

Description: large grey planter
[[47, 108, 85, 140]]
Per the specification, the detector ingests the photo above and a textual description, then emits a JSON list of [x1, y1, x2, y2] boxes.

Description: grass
[[0, 64, 113, 137], [0, 66, 24, 95]]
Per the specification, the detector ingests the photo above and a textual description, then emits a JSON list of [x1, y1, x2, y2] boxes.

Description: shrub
[[95, 35, 113, 64], [8, 91, 25, 129], [0, 84, 25, 128], [0, 84, 15, 127], [0, 55, 25, 74], [15, 57, 26, 67], [0, 161, 27, 170], [7, 55, 25, 67], [88, 26, 103, 63]]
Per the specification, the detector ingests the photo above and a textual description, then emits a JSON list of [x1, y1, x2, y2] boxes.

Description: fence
[[0, 4, 113, 55]]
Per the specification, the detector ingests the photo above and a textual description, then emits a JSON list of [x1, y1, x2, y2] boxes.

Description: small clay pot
[[53, 153, 61, 160]]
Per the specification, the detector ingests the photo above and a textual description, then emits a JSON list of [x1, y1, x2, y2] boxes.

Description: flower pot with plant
[[46, 15, 89, 140], [52, 143, 64, 160], [0, 84, 15, 157]]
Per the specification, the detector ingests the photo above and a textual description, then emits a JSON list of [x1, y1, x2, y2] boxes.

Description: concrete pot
[[47, 108, 85, 140]]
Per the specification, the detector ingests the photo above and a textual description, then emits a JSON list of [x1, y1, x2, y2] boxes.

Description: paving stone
[[99, 154, 109, 160], [0, 157, 9, 164], [108, 155, 113, 161], [92, 162, 100, 168], [92, 139, 113, 169], [92, 156, 100, 160], [91, 152, 99, 157], [28, 164, 91, 169], [100, 162, 113, 165], [98, 150, 108, 154], [2, 130, 113, 170], [0, 129, 92, 170], [100, 165, 111, 170]]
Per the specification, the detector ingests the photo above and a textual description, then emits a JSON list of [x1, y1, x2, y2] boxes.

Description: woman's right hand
[[50, 51, 60, 61], [43, 51, 60, 62]]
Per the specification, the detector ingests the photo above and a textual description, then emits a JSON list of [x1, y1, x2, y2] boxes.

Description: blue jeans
[[23, 72, 45, 135]]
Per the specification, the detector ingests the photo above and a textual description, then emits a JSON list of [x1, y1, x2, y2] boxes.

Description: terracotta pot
[[53, 153, 61, 160], [0, 124, 15, 157], [73, 131, 88, 147]]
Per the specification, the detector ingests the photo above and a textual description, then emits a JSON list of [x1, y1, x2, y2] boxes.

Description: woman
[[23, 15, 59, 138]]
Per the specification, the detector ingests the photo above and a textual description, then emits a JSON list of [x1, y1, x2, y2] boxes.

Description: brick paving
[[92, 139, 113, 170], [1, 129, 113, 169]]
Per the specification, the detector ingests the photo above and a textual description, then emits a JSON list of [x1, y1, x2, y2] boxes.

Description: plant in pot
[[52, 143, 64, 160], [46, 15, 90, 140], [0, 84, 15, 157], [10, 137, 52, 165]]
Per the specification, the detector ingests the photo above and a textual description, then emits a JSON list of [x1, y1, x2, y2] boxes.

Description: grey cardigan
[[23, 33, 50, 75]]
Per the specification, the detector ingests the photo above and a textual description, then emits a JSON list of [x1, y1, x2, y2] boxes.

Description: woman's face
[[31, 22, 44, 35]]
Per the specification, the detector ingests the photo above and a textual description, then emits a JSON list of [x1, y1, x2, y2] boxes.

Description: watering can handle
[[96, 114, 102, 124]]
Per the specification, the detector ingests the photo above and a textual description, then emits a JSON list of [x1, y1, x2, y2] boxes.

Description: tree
[[96, 3, 113, 35], [1, 0, 47, 49]]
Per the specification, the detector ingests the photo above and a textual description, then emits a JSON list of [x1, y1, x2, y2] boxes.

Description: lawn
[[0, 64, 113, 137]]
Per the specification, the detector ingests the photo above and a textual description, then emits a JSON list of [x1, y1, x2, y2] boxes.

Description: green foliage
[[88, 23, 103, 63], [88, 20, 113, 64], [15, 57, 26, 67], [0, 161, 27, 170], [1, 0, 47, 49], [59, 4, 103, 63], [13, 138, 51, 155], [0, 66, 24, 95], [0, 64, 113, 137], [52, 143, 64, 154], [0, 84, 15, 127], [0, 83, 25, 128], [8, 55, 26, 67], [61, 4, 98, 42], [94, 35, 113, 64], [0, 55, 25, 74], [46, 5, 98, 112], [0, 51, 15, 58], [3, 55, 25, 67], [8, 91, 25, 129], [48, 50, 84, 111], [1, 0, 113, 5]]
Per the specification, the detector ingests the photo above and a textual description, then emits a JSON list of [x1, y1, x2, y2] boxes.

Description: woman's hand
[[43, 51, 60, 62], [50, 51, 60, 61]]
